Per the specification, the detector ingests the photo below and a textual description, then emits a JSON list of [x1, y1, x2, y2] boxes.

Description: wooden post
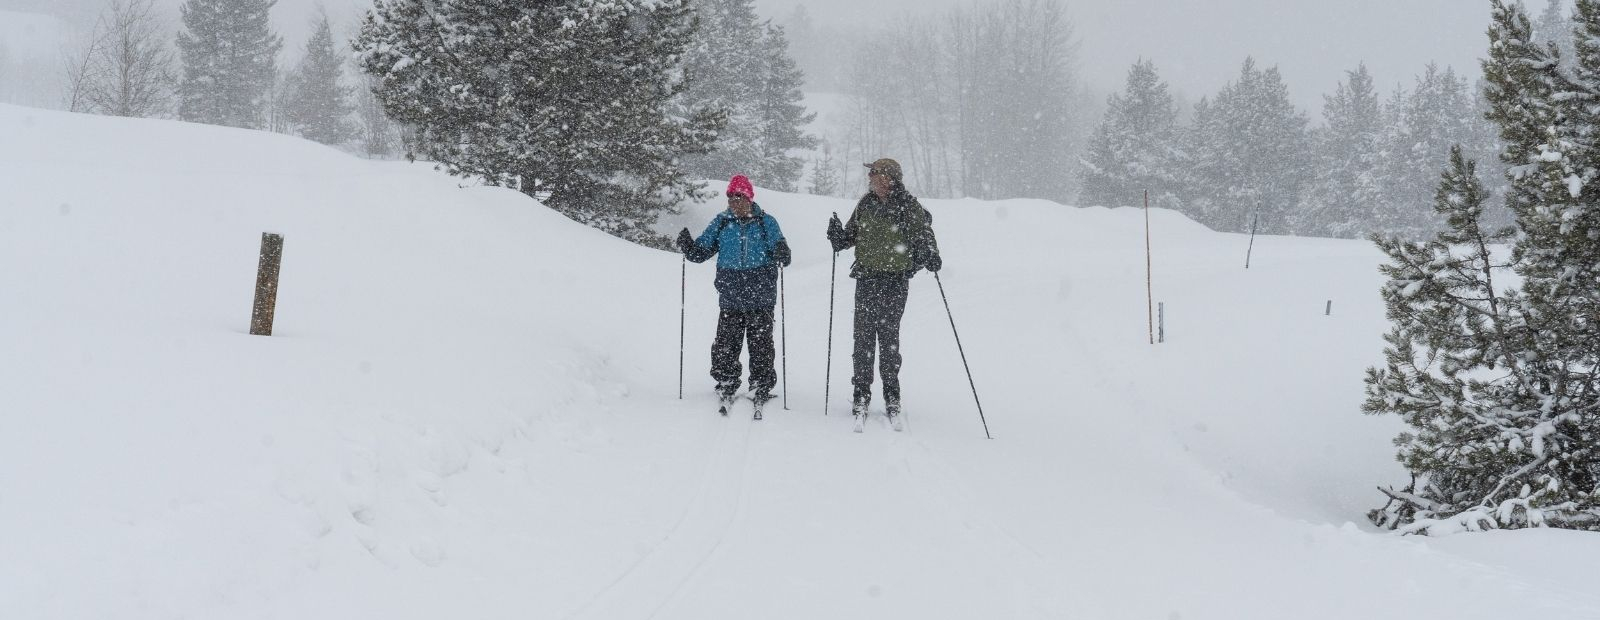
[[1326, 300, 1333, 316], [250, 233, 284, 336], [1158, 302, 1165, 343]]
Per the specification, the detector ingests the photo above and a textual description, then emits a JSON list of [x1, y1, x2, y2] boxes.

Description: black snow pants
[[711, 309, 776, 397], [851, 274, 910, 405]]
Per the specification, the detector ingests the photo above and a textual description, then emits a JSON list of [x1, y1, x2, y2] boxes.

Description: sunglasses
[[727, 192, 750, 199]]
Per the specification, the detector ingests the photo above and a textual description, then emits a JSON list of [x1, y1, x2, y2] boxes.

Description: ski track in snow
[[562, 399, 758, 620], [563, 391, 1074, 618], [886, 432, 1080, 616], [648, 406, 763, 618]]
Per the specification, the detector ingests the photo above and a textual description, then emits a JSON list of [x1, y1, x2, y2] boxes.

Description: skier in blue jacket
[[677, 175, 792, 410]]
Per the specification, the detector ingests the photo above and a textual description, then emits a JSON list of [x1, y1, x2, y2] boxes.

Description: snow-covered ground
[[3, 104, 1598, 619]]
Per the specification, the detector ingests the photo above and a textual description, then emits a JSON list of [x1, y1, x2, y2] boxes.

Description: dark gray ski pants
[[851, 274, 909, 405]]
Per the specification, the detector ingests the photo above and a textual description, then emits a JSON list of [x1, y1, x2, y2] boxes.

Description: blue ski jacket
[[685, 205, 789, 310]]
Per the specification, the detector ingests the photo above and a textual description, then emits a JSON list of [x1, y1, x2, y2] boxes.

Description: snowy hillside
[[3, 104, 1599, 619]]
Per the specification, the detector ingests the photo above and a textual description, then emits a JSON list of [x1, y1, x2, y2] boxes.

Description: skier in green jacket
[[827, 158, 942, 432]]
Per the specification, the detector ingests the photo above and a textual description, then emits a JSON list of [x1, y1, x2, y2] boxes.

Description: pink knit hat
[[727, 175, 754, 200]]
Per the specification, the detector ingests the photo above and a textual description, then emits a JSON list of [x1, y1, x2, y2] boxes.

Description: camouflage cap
[[863, 158, 903, 181]]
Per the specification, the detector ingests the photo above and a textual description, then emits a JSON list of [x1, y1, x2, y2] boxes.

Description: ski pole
[[824, 247, 838, 416], [933, 272, 991, 439], [780, 265, 788, 410], [1245, 211, 1259, 269], [679, 255, 686, 400]]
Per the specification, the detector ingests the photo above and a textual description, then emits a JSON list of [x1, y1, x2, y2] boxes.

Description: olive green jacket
[[836, 190, 940, 278]]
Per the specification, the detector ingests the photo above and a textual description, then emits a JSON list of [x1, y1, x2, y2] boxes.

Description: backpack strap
[[709, 213, 733, 251], [760, 211, 776, 246]]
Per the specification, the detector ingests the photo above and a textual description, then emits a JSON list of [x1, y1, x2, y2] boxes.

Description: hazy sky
[[754, 0, 1500, 111], [14, 0, 1510, 113]]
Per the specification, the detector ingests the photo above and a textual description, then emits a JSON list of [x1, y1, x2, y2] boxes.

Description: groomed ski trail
[[562, 398, 759, 620]]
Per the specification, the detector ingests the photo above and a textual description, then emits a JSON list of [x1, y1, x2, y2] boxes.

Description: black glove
[[925, 252, 942, 273], [676, 228, 694, 255], [772, 239, 792, 267], [826, 214, 848, 252]]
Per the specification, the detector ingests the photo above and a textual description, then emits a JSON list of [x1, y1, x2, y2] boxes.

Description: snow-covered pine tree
[[352, 72, 398, 158], [264, 69, 292, 133], [1366, 0, 1600, 534], [808, 140, 841, 197], [1364, 145, 1531, 534], [176, 0, 282, 128], [354, 0, 720, 244], [1478, 0, 1600, 526], [1517, 0, 1600, 513], [1571, 0, 1600, 162], [1079, 58, 1181, 209], [1491, 0, 1590, 332], [1175, 96, 1217, 226], [1368, 84, 1411, 232], [1536, 0, 1577, 70], [747, 22, 817, 192], [284, 11, 354, 145], [1296, 64, 1382, 237], [1468, 77, 1515, 232], [341, 20, 399, 158], [1377, 64, 1478, 240], [675, 0, 814, 191], [1179, 58, 1310, 234], [677, 0, 764, 182]]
